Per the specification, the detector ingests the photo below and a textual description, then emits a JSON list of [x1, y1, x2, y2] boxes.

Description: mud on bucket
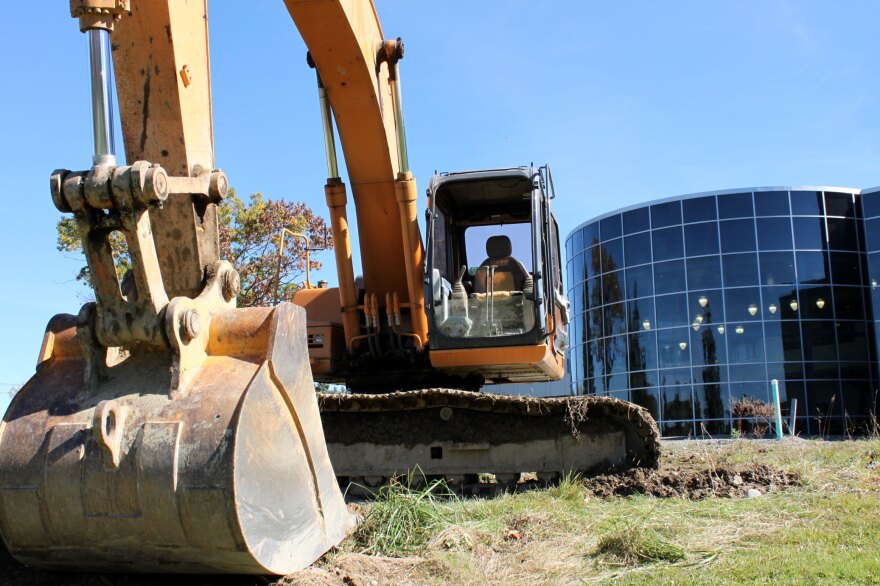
[[0, 304, 354, 574]]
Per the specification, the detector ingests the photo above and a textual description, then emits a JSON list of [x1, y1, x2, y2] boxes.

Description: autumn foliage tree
[[219, 190, 331, 306], [57, 189, 332, 307]]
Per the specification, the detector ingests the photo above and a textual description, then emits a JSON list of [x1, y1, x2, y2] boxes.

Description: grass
[[593, 523, 689, 563], [351, 472, 458, 555], [304, 439, 880, 585]]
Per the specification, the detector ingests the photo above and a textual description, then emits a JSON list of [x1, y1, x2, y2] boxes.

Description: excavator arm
[[284, 0, 429, 357], [110, 0, 223, 300]]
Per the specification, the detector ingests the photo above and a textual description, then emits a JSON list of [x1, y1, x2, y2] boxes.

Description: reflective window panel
[[565, 186, 875, 436], [600, 214, 622, 241], [755, 191, 790, 217], [683, 196, 717, 223], [651, 201, 682, 229], [756, 217, 793, 250], [720, 219, 757, 253], [790, 191, 823, 216], [684, 222, 720, 257], [623, 207, 650, 234], [653, 226, 684, 262], [718, 192, 753, 219]]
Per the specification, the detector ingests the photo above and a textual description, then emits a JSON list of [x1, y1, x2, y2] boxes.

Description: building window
[[566, 186, 875, 436], [718, 192, 753, 219], [684, 222, 720, 256], [651, 201, 682, 228], [755, 191, 790, 216]]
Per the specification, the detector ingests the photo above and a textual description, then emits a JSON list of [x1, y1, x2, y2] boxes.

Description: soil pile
[[582, 463, 800, 499], [276, 554, 421, 586]]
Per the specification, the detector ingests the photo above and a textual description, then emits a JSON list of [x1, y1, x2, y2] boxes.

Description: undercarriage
[[320, 389, 661, 494]]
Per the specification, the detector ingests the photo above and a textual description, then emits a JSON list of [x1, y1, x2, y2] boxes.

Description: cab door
[[536, 166, 570, 355]]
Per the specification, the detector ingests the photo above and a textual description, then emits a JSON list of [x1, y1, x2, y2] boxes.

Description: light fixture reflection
[[816, 297, 826, 309], [873, 279, 878, 288], [769, 303, 778, 314], [735, 325, 745, 334], [748, 304, 758, 316], [642, 319, 651, 330], [717, 325, 725, 335], [790, 299, 799, 312], [698, 295, 708, 308], [679, 341, 688, 351], [692, 322, 700, 332], [695, 314, 704, 324]]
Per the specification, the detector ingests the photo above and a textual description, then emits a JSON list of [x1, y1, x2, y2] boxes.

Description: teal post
[[771, 379, 784, 440]]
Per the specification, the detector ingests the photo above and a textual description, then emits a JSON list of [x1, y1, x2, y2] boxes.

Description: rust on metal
[[0, 303, 355, 573], [111, 1, 221, 299], [50, 161, 227, 349]]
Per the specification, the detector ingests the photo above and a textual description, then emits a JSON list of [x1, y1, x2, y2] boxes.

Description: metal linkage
[[50, 162, 229, 349]]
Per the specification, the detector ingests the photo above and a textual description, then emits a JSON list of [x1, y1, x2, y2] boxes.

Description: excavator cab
[[425, 166, 570, 383]]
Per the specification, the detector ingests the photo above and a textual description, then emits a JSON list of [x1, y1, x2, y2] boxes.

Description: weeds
[[353, 473, 457, 556], [548, 470, 584, 502], [869, 390, 880, 439], [565, 396, 590, 438], [592, 506, 719, 568], [732, 396, 775, 437], [595, 525, 687, 564], [325, 441, 880, 585]]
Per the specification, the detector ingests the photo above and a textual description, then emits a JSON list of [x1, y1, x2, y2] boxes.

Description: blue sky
[[1, 1, 878, 411]]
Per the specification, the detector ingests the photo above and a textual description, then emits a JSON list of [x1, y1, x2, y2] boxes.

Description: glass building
[[565, 187, 880, 436]]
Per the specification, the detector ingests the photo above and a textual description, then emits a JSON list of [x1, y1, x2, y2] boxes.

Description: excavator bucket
[[0, 303, 355, 574]]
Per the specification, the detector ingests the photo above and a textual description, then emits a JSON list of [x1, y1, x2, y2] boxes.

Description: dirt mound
[[276, 553, 421, 586], [582, 463, 800, 499]]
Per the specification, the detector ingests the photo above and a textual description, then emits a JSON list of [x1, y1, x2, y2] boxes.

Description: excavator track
[[319, 389, 661, 494]]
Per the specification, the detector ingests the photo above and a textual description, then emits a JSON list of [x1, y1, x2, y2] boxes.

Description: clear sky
[[1, 1, 878, 411]]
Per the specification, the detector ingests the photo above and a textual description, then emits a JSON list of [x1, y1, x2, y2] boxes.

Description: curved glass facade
[[566, 187, 879, 436]]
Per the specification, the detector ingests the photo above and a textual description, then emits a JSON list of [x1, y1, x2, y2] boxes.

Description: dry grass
[[279, 439, 880, 586], [351, 473, 458, 556], [279, 553, 423, 585], [731, 396, 776, 437], [594, 525, 688, 564]]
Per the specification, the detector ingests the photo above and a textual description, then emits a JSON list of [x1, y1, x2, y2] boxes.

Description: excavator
[[0, 0, 660, 576]]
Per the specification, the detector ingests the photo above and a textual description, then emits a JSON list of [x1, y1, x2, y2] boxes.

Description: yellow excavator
[[0, 0, 660, 576]]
